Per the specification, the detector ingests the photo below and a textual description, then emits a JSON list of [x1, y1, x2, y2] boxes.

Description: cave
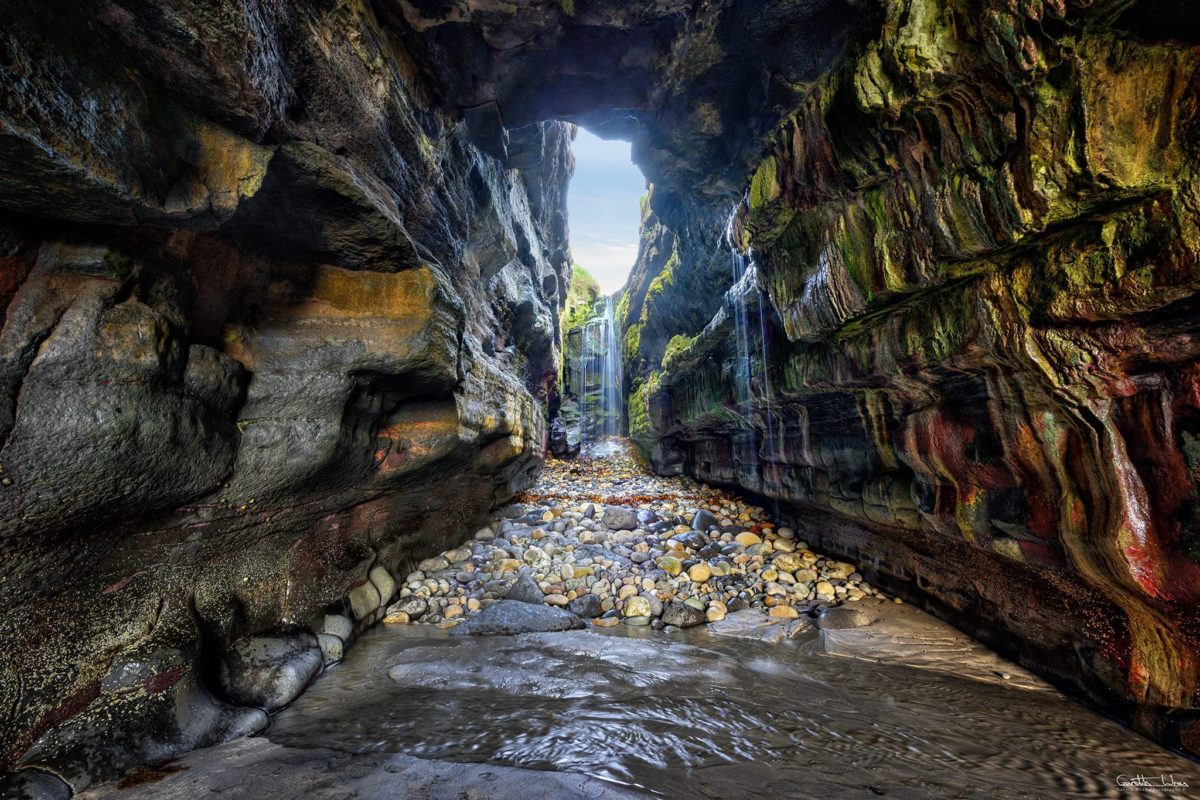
[[2, 0, 1200, 797]]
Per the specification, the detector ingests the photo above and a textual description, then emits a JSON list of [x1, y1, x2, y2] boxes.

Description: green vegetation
[[661, 333, 697, 371], [563, 263, 601, 332]]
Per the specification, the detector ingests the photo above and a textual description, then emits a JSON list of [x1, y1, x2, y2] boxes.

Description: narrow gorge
[[1, 0, 1199, 797]]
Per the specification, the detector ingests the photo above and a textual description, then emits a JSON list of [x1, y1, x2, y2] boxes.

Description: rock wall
[[0, 0, 570, 789], [627, 0, 1200, 754]]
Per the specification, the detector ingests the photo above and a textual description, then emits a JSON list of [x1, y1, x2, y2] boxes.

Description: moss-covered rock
[[623, 0, 1200, 758]]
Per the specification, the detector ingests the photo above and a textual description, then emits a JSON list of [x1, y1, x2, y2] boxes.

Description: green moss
[[624, 323, 642, 363], [749, 155, 779, 211], [646, 241, 680, 301], [563, 263, 601, 331], [628, 370, 663, 438], [615, 288, 631, 327], [560, 0, 575, 15], [661, 333, 697, 370]]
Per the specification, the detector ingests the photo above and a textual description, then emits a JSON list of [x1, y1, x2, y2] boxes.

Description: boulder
[[450, 600, 584, 636], [661, 601, 705, 628], [387, 597, 429, 618], [602, 506, 639, 530], [217, 633, 323, 711], [567, 594, 603, 618]]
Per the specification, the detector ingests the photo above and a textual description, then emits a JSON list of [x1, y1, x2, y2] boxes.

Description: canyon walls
[[0, 0, 571, 789], [4, 0, 1199, 788], [626, 0, 1200, 755]]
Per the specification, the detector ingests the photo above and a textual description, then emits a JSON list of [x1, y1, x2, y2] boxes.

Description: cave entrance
[[559, 126, 645, 449]]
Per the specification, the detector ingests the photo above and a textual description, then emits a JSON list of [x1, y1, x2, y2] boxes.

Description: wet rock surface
[[76, 737, 644, 800], [63, 438, 1200, 798], [77, 618, 1200, 800], [217, 634, 323, 712]]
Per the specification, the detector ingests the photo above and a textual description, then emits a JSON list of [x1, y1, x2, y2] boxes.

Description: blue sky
[[568, 127, 646, 294]]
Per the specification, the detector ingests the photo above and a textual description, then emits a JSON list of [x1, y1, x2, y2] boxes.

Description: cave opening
[[558, 126, 645, 450]]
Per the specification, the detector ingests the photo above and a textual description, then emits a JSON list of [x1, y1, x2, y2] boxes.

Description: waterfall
[[577, 295, 624, 445], [729, 250, 755, 412], [755, 280, 779, 461], [603, 295, 624, 438], [727, 208, 779, 462]]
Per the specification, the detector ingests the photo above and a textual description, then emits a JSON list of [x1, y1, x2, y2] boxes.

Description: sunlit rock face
[[0, 0, 569, 787], [628, 0, 1200, 755]]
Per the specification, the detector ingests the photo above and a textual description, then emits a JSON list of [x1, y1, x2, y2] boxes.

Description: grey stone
[[691, 509, 718, 531], [662, 600, 705, 628], [636, 509, 659, 525], [368, 566, 396, 606], [504, 572, 545, 604], [640, 591, 664, 617], [347, 580, 381, 621], [322, 614, 353, 641], [317, 633, 344, 664], [387, 597, 427, 618], [602, 506, 639, 530], [817, 604, 875, 630], [450, 600, 584, 636], [218, 633, 323, 711], [567, 594, 603, 618]]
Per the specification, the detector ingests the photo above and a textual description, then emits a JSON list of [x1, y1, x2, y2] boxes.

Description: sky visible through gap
[[567, 127, 646, 295]]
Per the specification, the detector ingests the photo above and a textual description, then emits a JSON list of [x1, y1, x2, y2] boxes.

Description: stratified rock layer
[[627, 0, 1200, 756], [0, 0, 569, 788]]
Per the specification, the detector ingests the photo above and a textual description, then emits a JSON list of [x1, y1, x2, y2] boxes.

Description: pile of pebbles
[[384, 441, 888, 632]]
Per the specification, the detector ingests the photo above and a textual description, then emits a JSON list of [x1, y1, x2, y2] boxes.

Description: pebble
[[656, 555, 682, 576], [444, 546, 472, 564], [734, 532, 762, 548], [623, 595, 653, 618], [418, 556, 449, 573]]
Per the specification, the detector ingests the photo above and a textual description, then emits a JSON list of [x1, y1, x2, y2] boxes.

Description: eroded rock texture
[[4, 0, 1199, 787], [629, 0, 1200, 755], [0, 0, 570, 788]]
